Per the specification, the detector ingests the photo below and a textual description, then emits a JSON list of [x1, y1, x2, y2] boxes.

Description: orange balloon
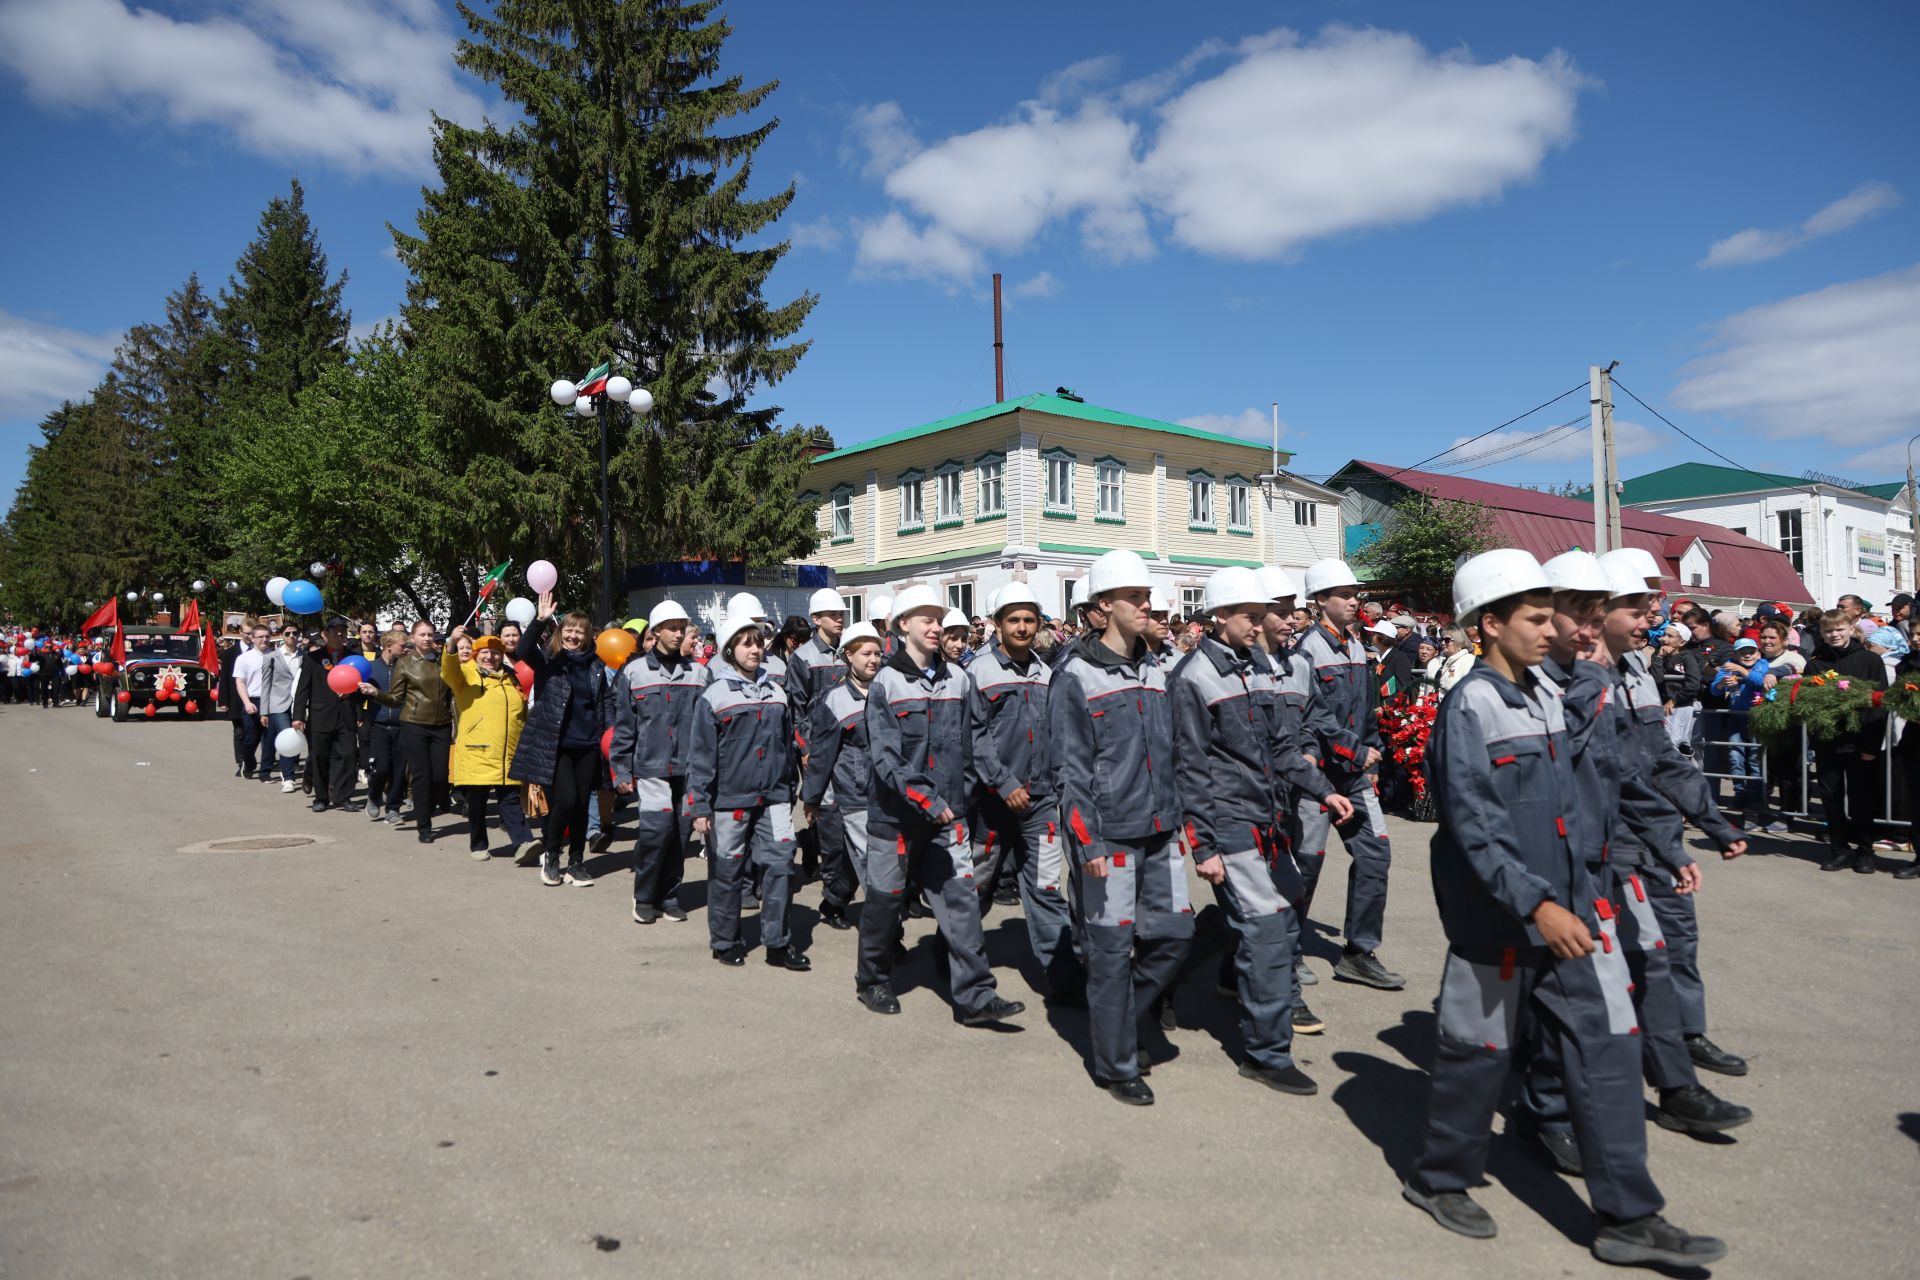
[[595, 627, 637, 669]]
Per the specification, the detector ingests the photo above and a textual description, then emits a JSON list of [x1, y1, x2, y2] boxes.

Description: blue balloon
[[342, 655, 372, 678], [281, 579, 323, 614]]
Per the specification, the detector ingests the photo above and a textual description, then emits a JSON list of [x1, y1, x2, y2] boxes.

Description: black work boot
[[1685, 1034, 1748, 1076], [1654, 1084, 1753, 1135]]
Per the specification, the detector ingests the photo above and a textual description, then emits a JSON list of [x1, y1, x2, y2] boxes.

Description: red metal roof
[[1345, 461, 1815, 605]]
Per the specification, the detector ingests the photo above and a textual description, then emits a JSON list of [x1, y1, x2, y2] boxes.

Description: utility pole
[[1907, 433, 1920, 594], [1589, 362, 1621, 552]]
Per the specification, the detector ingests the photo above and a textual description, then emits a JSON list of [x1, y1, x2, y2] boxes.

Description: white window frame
[[933, 459, 964, 527], [1226, 476, 1253, 534], [946, 582, 974, 617], [897, 469, 925, 533], [1293, 499, 1317, 527], [1043, 448, 1076, 517], [1095, 457, 1125, 522], [830, 485, 854, 543], [975, 452, 1006, 518], [1777, 509, 1804, 573], [1188, 470, 1215, 530], [842, 592, 864, 623], [1179, 585, 1206, 618]]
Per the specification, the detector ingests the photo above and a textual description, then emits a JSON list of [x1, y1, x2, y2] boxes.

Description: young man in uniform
[[1403, 549, 1726, 1269], [1294, 559, 1401, 990], [802, 622, 882, 931], [1172, 567, 1352, 1096], [784, 587, 848, 886], [967, 583, 1083, 1001], [610, 600, 708, 924], [856, 587, 1025, 1027], [1598, 550, 1752, 1079], [1520, 554, 1752, 1174], [1052, 550, 1194, 1105]]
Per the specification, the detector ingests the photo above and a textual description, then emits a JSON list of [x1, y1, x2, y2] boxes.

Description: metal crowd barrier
[[1688, 713, 1908, 836]]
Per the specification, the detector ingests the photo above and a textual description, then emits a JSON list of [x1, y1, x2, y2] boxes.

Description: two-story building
[[799, 391, 1345, 622], [1614, 463, 1916, 609]]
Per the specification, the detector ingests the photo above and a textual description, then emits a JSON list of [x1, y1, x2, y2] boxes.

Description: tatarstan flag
[[476, 560, 511, 601], [576, 362, 610, 397]]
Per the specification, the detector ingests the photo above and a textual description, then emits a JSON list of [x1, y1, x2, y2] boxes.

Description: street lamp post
[[548, 371, 654, 621]]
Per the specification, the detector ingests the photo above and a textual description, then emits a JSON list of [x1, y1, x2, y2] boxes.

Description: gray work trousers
[[706, 803, 795, 952], [856, 817, 999, 1017], [1072, 831, 1195, 1085], [973, 794, 1083, 996], [1213, 838, 1304, 1072], [1294, 771, 1391, 954], [1641, 861, 1706, 1036]]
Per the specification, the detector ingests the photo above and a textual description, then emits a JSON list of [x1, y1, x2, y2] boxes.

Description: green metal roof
[[811, 392, 1290, 465], [1856, 482, 1906, 500], [1613, 462, 1903, 505]]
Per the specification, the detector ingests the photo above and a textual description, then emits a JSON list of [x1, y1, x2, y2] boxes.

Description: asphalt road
[[2, 705, 1916, 1279]]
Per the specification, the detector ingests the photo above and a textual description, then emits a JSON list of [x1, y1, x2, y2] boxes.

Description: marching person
[[802, 622, 883, 931], [362, 628, 408, 823], [1052, 550, 1192, 1104], [1402, 549, 1726, 1269], [785, 586, 850, 886], [509, 593, 607, 886], [290, 617, 361, 813], [372, 620, 456, 843], [609, 600, 707, 924], [230, 622, 270, 780], [687, 606, 808, 970], [1294, 559, 1401, 991], [722, 593, 787, 689], [437, 627, 528, 861], [1520, 554, 1752, 1174], [966, 583, 1083, 1000], [260, 622, 305, 792], [1172, 567, 1352, 1097], [868, 596, 897, 660], [1597, 550, 1752, 1078], [855, 586, 1024, 1025]]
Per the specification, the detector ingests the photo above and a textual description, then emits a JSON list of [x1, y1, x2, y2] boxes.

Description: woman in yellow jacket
[[443, 627, 528, 861]]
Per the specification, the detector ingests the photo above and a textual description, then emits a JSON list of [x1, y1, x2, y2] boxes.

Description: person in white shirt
[[230, 625, 271, 779]]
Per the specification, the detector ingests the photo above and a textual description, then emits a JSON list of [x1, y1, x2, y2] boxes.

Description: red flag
[[199, 621, 219, 674], [111, 624, 126, 667], [81, 597, 117, 633], [180, 598, 201, 631]]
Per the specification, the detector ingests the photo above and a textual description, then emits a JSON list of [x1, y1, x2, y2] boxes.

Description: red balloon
[[116, 691, 131, 704], [513, 660, 534, 697], [76, 663, 92, 676], [143, 704, 156, 718], [93, 661, 115, 676], [326, 664, 361, 696], [184, 700, 199, 715]]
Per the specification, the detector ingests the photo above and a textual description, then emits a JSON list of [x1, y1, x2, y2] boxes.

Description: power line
[[1377, 382, 1586, 481], [1441, 417, 1590, 476], [1611, 378, 1799, 491]]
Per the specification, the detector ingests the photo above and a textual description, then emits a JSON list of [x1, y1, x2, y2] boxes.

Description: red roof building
[[1329, 460, 1814, 608]]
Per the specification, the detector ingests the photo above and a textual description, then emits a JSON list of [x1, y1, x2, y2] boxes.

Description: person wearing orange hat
[[440, 628, 528, 861]]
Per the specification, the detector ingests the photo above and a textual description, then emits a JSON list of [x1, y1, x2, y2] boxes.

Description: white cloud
[[1701, 181, 1902, 267], [0, 0, 486, 177], [1179, 408, 1287, 444], [787, 217, 844, 252], [0, 310, 122, 418], [1672, 264, 1920, 450], [1436, 419, 1659, 470], [852, 26, 1585, 284], [844, 102, 922, 180], [852, 211, 984, 286], [1011, 271, 1061, 299]]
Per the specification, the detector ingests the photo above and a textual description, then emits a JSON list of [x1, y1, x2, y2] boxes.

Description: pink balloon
[[327, 664, 361, 695], [525, 559, 558, 594]]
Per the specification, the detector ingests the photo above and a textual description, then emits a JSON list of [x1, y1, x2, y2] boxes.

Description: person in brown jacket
[[369, 620, 454, 843]]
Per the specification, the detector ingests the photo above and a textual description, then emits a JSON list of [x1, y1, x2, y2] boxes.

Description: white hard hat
[[1203, 566, 1267, 613], [891, 585, 941, 620], [1148, 586, 1170, 615], [992, 582, 1042, 618], [870, 594, 895, 620], [1302, 558, 1361, 596], [1601, 562, 1652, 601], [1367, 620, 1400, 640], [1086, 549, 1152, 597], [1255, 565, 1298, 603], [840, 621, 882, 652], [942, 608, 970, 631], [727, 592, 768, 621], [808, 587, 847, 615], [1453, 549, 1550, 621], [719, 606, 762, 652], [1541, 550, 1612, 595], [1069, 579, 1089, 610], [647, 600, 690, 629], [1601, 547, 1664, 589]]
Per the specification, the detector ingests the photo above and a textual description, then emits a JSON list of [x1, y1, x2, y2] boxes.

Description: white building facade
[[796, 393, 1345, 622]]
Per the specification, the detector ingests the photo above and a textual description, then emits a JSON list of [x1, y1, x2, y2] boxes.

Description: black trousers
[[630, 775, 690, 907], [366, 722, 404, 811], [309, 725, 358, 807], [399, 723, 452, 831], [1814, 746, 1884, 856], [546, 743, 601, 859], [461, 785, 511, 851], [232, 715, 263, 774]]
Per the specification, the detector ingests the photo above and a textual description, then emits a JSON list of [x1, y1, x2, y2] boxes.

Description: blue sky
[[2, 0, 1917, 511]]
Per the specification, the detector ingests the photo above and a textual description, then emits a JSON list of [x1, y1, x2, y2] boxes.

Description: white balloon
[[266, 576, 290, 606], [504, 596, 537, 627], [64, 664, 77, 677], [525, 560, 558, 594], [275, 727, 308, 758]]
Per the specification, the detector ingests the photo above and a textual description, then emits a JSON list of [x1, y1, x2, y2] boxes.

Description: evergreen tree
[[394, 0, 819, 617], [1357, 493, 1498, 611], [114, 274, 225, 580], [215, 179, 351, 414]]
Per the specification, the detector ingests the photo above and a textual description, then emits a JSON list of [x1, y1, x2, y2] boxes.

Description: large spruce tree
[[215, 179, 351, 414], [394, 0, 819, 616]]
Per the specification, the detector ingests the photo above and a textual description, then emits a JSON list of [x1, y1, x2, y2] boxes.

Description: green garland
[[1747, 673, 1884, 745]]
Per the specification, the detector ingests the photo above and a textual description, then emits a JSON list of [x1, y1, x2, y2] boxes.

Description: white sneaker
[[281, 780, 297, 794]]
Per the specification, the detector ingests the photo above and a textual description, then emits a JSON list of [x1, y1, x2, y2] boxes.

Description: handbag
[[523, 781, 549, 818]]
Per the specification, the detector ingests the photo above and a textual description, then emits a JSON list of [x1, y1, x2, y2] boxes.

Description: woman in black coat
[[508, 590, 608, 887], [1804, 610, 1889, 874]]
